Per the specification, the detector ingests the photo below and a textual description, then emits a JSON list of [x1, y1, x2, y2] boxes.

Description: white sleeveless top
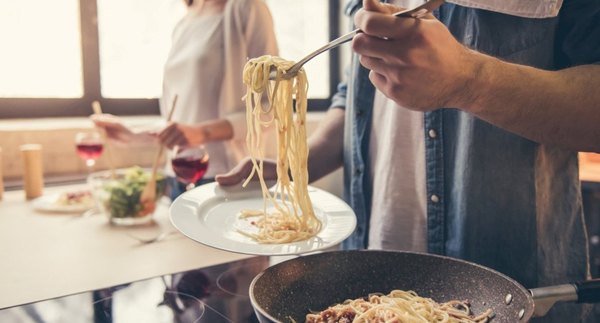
[[160, 0, 278, 178], [162, 14, 228, 177]]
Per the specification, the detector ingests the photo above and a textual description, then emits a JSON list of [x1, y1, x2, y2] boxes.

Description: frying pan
[[249, 250, 600, 322]]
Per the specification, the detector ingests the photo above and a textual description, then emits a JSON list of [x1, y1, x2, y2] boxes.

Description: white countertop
[[0, 184, 254, 309]]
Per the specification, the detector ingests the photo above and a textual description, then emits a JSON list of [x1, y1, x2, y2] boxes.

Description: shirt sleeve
[[244, 0, 279, 60], [330, 80, 348, 110], [329, 0, 364, 111], [555, 0, 600, 68], [223, 0, 279, 140]]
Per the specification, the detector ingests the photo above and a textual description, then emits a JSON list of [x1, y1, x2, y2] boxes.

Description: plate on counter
[[169, 182, 356, 256], [32, 190, 95, 214]]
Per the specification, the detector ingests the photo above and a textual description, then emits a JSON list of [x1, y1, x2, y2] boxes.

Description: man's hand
[[215, 157, 278, 186], [353, 0, 482, 111], [355, 0, 600, 152]]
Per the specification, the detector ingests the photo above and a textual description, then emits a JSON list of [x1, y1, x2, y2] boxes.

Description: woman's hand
[[352, 0, 482, 111], [157, 122, 208, 149], [90, 114, 135, 144], [215, 157, 278, 186]]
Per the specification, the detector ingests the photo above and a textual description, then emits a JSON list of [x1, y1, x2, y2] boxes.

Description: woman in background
[[93, 0, 278, 199], [93, 1, 277, 322]]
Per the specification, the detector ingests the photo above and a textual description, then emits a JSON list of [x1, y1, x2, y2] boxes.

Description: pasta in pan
[[239, 55, 321, 244], [305, 289, 493, 323]]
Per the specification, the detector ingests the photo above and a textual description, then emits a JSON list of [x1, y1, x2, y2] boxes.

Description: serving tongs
[[139, 95, 178, 213], [268, 0, 445, 80]]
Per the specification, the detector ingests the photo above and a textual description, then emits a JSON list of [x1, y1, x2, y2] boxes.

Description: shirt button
[[430, 194, 440, 203], [428, 129, 437, 138], [355, 168, 362, 175], [356, 110, 363, 116]]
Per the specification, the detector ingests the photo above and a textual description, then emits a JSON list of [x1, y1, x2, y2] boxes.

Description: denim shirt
[[332, 0, 599, 321]]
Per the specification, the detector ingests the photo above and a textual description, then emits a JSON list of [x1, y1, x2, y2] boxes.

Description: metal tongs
[[269, 0, 445, 80]]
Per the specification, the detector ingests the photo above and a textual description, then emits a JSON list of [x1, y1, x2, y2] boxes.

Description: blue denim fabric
[[167, 176, 215, 201], [335, 0, 600, 321]]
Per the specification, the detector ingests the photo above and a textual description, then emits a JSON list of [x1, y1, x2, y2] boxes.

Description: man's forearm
[[464, 55, 600, 152], [307, 107, 345, 182]]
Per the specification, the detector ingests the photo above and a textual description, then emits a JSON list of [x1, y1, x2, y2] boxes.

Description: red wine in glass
[[75, 131, 104, 169], [76, 142, 104, 160], [172, 155, 209, 184], [172, 145, 209, 190]]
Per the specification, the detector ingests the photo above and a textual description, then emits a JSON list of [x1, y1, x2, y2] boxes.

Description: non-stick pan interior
[[250, 250, 534, 322]]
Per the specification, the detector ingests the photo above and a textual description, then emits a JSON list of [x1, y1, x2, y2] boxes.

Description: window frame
[[0, 0, 341, 119]]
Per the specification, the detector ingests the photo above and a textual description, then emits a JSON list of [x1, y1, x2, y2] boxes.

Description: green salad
[[101, 166, 166, 218]]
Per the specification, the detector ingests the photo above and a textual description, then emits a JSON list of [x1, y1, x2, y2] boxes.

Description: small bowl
[[88, 167, 166, 226]]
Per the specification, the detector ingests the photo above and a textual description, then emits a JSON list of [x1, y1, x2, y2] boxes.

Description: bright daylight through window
[[98, 0, 330, 99], [0, 0, 83, 98], [0, 0, 334, 117]]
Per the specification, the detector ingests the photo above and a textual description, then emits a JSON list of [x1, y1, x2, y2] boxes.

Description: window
[[267, 0, 330, 99], [0, 0, 83, 98], [97, 0, 185, 98], [0, 0, 341, 119]]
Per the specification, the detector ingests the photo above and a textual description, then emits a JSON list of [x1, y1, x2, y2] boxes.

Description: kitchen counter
[[1, 154, 596, 311], [0, 184, 254, 310]]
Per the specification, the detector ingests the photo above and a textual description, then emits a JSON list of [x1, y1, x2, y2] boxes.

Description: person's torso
[[368, 89, 428, 252], [367, 0, 428, 252], [343, 0, 588, 297], [161, 13, 229, 177]]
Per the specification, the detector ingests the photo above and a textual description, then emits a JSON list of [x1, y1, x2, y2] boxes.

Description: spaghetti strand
[[305, 290, 493, 323], [240, 55, 321, 244]]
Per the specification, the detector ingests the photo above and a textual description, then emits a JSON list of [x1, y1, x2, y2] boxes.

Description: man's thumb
[[363, 0, 400, 13]]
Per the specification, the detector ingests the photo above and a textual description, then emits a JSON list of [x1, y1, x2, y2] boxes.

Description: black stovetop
[[0, 256, 269, 323]]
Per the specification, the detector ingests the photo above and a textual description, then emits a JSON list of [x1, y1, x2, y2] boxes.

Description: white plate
[[32, 193, 94, 214], [169, 182, 356, 256]]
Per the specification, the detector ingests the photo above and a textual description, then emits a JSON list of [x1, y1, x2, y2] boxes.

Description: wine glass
[[171, 145, 209, 191], [75, 131, 104, 217], [75, 131, 104, 172]]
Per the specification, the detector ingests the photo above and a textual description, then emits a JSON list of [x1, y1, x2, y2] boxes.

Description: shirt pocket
[[444, 6, 558, 60]]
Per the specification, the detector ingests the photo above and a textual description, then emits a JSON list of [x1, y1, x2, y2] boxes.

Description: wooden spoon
[[91, 101, 116, 178], [140, 95, 178, 214]]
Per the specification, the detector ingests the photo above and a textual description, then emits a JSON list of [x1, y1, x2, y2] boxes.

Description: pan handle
[[531, 278, 600, 317], [574, 279, 600, 303]]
